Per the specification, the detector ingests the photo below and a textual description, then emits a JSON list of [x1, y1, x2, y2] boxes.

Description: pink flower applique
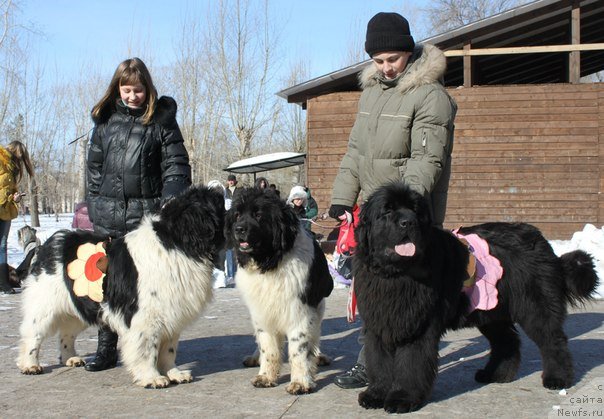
[[452, 229, 504, 313]]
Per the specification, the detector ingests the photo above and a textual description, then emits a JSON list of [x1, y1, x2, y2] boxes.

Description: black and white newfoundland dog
[[225, 187, 333, 394], [17, 186, 225, 388], [354, 182, 599, 413]]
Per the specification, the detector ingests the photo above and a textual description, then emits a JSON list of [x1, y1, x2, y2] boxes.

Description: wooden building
[[278, 0, 604, 239]]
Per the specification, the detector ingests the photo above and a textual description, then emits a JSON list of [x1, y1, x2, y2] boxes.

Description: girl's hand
[[13, 192, 25, 203]]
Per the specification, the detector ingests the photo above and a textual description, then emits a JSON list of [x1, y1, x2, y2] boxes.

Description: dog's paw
[[474, 368, 492, 383], [167, 368, 193, 384], [20, 365, 44, 375], [358, 389, 385, 409], [317, 353, 331, 366], [475, 368, 515, 383], [383, 391, 423, 414], [542, 375, 572, 390], [65, 356, 86, 367], [251, 374, 277, 388], [286, 381, 315, 395], [137, 376, 171, 389], [383, 398, 421, 414], [242, 355, 260, 368]]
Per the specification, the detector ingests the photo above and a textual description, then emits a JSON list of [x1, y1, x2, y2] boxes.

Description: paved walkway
[[1, 288, 603, 418]]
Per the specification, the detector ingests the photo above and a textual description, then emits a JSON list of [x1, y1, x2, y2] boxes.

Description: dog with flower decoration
[[17, 186, 225, 388]]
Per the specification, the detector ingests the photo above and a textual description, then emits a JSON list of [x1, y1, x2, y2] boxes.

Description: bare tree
[[423, 0, 526, 33], [0, 0, 21, 129], [63, 64, 105, 204], [204, 0, 280, 179], [0, 0, 13, 48], [277, 60, 310, 186], [166, 9, 232, 185], [340, 15, 366, 69]]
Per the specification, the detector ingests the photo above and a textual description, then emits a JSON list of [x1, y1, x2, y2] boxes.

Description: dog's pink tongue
[[395, 243, 416, 256]]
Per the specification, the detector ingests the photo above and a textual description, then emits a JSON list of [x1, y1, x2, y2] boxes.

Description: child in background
[[71, 202, 93, 231], [287, 185, 311, 232]]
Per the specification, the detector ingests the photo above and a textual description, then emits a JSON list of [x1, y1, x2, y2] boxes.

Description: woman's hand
[[13, 192, 25, 203]]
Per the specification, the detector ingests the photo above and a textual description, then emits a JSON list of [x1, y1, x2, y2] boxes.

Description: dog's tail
[[560, 250, 599, 307]]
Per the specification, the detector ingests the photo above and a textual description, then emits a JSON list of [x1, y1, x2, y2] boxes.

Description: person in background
[[254, 176, 269, 190], [304, 186, 318, 222], [0, 141, 34, 294], [287, 185, 311, 232], [224, 174, 242, 283], [269, 183, 280, 197], [71, 202, 94, 231], [328, 12, 457, 389], [225, 174, 243, 201], [85, 57, 191, 372], [207, 179, 231, 288]]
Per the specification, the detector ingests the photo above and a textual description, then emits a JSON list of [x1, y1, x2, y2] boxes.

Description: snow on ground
[[549, 224, 604, 299], [4, 215, 604, 299], [8, 213, 74, 267]]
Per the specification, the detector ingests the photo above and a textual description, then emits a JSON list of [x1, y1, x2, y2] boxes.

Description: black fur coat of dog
[[353, 182, 599, 414]]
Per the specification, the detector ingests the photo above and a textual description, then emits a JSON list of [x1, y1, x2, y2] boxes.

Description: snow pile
[[549, 224, 604, 299]]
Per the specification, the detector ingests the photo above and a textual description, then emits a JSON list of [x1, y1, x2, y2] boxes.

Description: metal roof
[[278, 0, 604, 106], [223, 152, 306, 174]]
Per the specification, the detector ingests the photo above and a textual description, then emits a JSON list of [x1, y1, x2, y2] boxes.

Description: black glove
[[328, 204, 352, 220]]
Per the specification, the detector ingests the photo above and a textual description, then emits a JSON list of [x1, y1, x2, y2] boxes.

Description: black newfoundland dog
[[353, 182, 599, 413]]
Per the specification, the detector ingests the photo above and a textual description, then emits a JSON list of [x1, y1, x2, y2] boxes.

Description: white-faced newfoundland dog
[[354, 182, 599, 413], [225, 188, 333, 394], [17, 186, 225, 388]]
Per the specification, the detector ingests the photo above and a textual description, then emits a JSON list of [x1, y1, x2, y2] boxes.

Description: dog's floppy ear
[[273, 202, 298, 252], [356, 197, 375, 256], [412, 190, 433, 228], [155, 186, 225, 258]]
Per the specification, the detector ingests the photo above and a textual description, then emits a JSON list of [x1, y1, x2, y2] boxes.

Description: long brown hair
[[91, 57, 158, 125], [6, 141, 34, 182]]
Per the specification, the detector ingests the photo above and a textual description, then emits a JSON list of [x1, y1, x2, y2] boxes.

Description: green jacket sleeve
[[330, 115, 362, 207], [403, 87, 456, 197]]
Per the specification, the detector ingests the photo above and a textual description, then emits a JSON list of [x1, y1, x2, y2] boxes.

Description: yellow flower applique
[[66, 242, 107, 303]]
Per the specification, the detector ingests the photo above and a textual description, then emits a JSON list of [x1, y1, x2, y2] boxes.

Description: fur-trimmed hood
[[359, 44, 447, 94], [92, 96, 178, 126]]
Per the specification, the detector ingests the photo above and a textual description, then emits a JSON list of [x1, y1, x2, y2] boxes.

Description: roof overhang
[[277, 0, 604, 107], [223, 152, 306, 174]]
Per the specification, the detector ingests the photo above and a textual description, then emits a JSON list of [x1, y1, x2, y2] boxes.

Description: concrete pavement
[[1, 287, 603, 418]]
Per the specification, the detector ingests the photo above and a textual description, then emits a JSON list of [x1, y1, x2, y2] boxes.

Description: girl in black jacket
[[85, 57, 191, 372]]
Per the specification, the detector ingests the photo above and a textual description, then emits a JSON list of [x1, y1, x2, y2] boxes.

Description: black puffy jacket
[[86, 96, 191, 237]]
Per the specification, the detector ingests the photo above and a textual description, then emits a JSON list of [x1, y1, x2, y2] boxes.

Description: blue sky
[[21, 0, 428, 86]]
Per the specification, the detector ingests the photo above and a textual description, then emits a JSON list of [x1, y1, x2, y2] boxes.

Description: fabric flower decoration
[[452, 228, 503, 313], [66, 242, 107, 302]]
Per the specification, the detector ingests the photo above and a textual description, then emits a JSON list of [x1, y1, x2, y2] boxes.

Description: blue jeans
[[225, 248, 237, 279], [0, 219, 11, 265]]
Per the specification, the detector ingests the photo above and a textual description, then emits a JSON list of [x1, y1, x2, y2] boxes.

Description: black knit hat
[[365, 12, 415, 57]]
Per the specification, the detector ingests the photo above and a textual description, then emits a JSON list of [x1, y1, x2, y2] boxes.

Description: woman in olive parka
[[329, 12, 457, 390]]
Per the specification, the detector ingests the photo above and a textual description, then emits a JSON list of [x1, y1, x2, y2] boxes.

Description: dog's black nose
[[235, 225, 246, 235], [399, 219, 409, 229]]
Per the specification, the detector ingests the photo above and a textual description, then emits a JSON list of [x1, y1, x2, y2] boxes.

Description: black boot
[[0, 263, 15, 294], [85, 326, 118, 372], [334, 363, 369, 389]]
